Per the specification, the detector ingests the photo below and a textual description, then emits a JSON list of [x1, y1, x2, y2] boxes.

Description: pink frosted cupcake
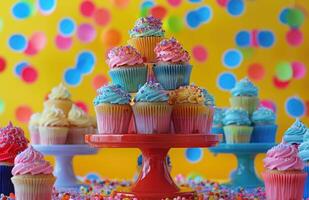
[[262, 143, 306, 200], [133, 82, 172, 134], [11, 146, 56, 200], [28, 112, 41, 144]]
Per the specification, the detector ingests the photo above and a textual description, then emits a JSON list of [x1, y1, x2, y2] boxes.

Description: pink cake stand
[[86, 133, 220, 200]]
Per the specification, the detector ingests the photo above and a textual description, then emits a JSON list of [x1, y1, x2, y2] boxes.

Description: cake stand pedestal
[[33, 145, 98, 190], [209, 143, 275, 188], [86, 133, 219, 200]]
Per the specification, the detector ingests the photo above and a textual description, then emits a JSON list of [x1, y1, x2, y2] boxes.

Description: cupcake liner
[[172, 104, 212, 134], [11, 174, 56, 200], [133, 102, 172, 134], [153, 64, 192, 90], [128, 115, 136, 134], [206, 106, 214, 134], [109, 66, 147, 93], [29, 125, 40, 144], [128, 36, 163, 62], [66, 127, 92, 144], [262, 170, 306, 200], [304, 164, 309, 199], [250, 124, 277, 143], [229, 96, 259, 115], [211, 126, 225, 143], [95, 103, 132, 134], [223, 125, 253, 144], [39, 126, 69, 145], [0, 165, 14, 195], [44, 99, 72, 116], [146, 63, 156, 82]]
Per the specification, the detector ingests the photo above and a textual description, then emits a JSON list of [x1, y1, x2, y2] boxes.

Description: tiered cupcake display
[[86, 16, 219, 199]]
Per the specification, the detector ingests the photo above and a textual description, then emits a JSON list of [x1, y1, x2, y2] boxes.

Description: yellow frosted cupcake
[[66, 104, 92, 144], [39, 106, 69, 144], [44, 83, 72, 116]]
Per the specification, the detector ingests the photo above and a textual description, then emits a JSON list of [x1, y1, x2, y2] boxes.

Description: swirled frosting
[[93, 84, 131, 105], [48, 83, 71, 100], [129, 16, 164, 38], [222, 108, 251, 126], [107, 45, 144, 68], [200, 88, 215, 106], [68, 105, 91, 128], [169, 85, 205, 105], [39, 106, 69, 127], [213, 107, 225, 126], [303, 129, 309, 142], [154, 37, 190, 64], [252, 107, 276, 125], [12, 146, 53, 175], [231, 78, 258, 97], [283, 119, 307, 144], [264, 143, 304, 171], [134, 82, 169, 102], [29, 112, 41, 126], [0, 122, 29, 164]]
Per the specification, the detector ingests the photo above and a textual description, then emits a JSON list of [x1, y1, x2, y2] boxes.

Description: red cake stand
[[85, 133, 220, 200]]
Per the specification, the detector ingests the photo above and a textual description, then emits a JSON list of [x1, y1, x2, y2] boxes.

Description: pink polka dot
[[286, 28, 303, 46], [93, 8, 110, 26], [150, 6, 167, 20], [216, 0, 228, 7], [273, 76, 290, 89], [92, 74, 109, 90], [24, 42, 39, 56], [75, 101, 89, 113], [80, 0, 96, 17], [29, 32, 47, 51], [292, 61, 306, 79], [77, 23, 96, 43], [167, 0, 182, 7], [260, 100, 277, 112], [0, 56, 6, 73], [21, 66, 38, 83], [15, 105, 33, 123], [55, 35, 72, 50], [192, 45, 208, 62], [247, 63, 265, 81]]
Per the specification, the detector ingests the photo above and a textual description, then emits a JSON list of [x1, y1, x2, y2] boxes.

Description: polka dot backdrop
[[0, 0, 308, 180]]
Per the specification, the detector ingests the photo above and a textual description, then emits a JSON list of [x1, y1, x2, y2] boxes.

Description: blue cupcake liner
[[153, 64, 192, 90], [109, 66, 147, 93], [250, 124, 277, 143], [304, 165, 309, 199], [0, 165, 14, 195], [211, 126, 225, 143]]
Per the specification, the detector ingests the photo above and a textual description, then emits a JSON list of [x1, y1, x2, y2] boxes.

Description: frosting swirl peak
[[283, 119, 307, 144], [169, 85, 205, 105], [129, 16, 164, 38], [93, 84, 131, 105], [134, 82, 169, 102], [48, 83, 71, 100], [231, 78, 258, 97], [68, 105, 91, 128], [39, 106, 69, 127], [107, 45, 144, 68]]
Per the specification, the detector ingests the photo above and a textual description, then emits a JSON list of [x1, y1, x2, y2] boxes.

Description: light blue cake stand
[[33, 145, 98, 190], [209, 143, 275, 188]]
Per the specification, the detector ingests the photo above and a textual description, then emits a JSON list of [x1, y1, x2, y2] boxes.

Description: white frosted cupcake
[[28, 113, 41, 144]]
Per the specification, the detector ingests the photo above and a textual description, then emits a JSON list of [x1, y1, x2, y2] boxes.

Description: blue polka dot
[[186, 10, 200, 28], [235, 30, 250, 47], [64, 68, 82, 86], [185, 148, 203, 163], [12, 2, 31, 19], [285, 97, 305, 118], [217, 72, 236, 90], [141, 1, 154, 9], [257, 31, 275, 48], [196, 6, 212, 24], [188, 0, 202, 3], [59, 18, 76, 37], [8, 34, 28, 52], [279, 8, 290, 24], [38, 0, 56, 13], [85, 173, 101, 182], [14, 61, 28, 76], [222, 49, 243, 68], [227, 0, 244, 16], [76, 51, 96, 74]]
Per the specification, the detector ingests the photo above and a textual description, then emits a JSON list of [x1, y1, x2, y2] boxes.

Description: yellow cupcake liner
[[223, 125, 253, 143], [128, 37, 163, 62]]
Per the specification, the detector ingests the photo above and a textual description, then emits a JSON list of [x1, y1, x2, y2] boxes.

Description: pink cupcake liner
[[29, 125, 40, 144]]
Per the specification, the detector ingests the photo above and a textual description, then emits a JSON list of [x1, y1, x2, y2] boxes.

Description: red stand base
[[86, 134, 219, 200]]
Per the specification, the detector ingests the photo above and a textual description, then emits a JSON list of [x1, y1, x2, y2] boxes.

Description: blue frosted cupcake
[[229, 78, 259, 115], [223, 108, 253, 144], [283, 119, 307, 145], [153, 38, 192, 90], [299, 129, 309, 199], [211, 107, 225, 142], [250, 107, 277, 143]]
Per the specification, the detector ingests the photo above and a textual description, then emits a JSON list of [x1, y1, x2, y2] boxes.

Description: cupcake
[[39, 106, 69, 144], [128, 16, 165, 62], [250, 106, 277, 143], [222, 108, 253, 143], [0, 123, 28, 195], [283, 119, 307, 145], [229, 78, 259, 115], [28, 113, 41, 144], [133, 82, 172, 134], [153, 38, 192, 90], [299, 129, 309, 199], [93, 84, 132, 134], [170, 85, 212, 134], [44, 83, 72, 116], [107, 45, 147, 93], [11, 146, 56, 200], [66, 105, 92, 144], [211, 107, 225, 142], [262, 143, 306, 200]]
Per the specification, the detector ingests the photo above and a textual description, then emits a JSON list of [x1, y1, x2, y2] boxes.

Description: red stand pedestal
[[86, 134, 219, 200]]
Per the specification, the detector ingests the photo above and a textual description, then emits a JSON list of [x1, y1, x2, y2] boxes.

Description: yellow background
[[0, 0, 308, 181]]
